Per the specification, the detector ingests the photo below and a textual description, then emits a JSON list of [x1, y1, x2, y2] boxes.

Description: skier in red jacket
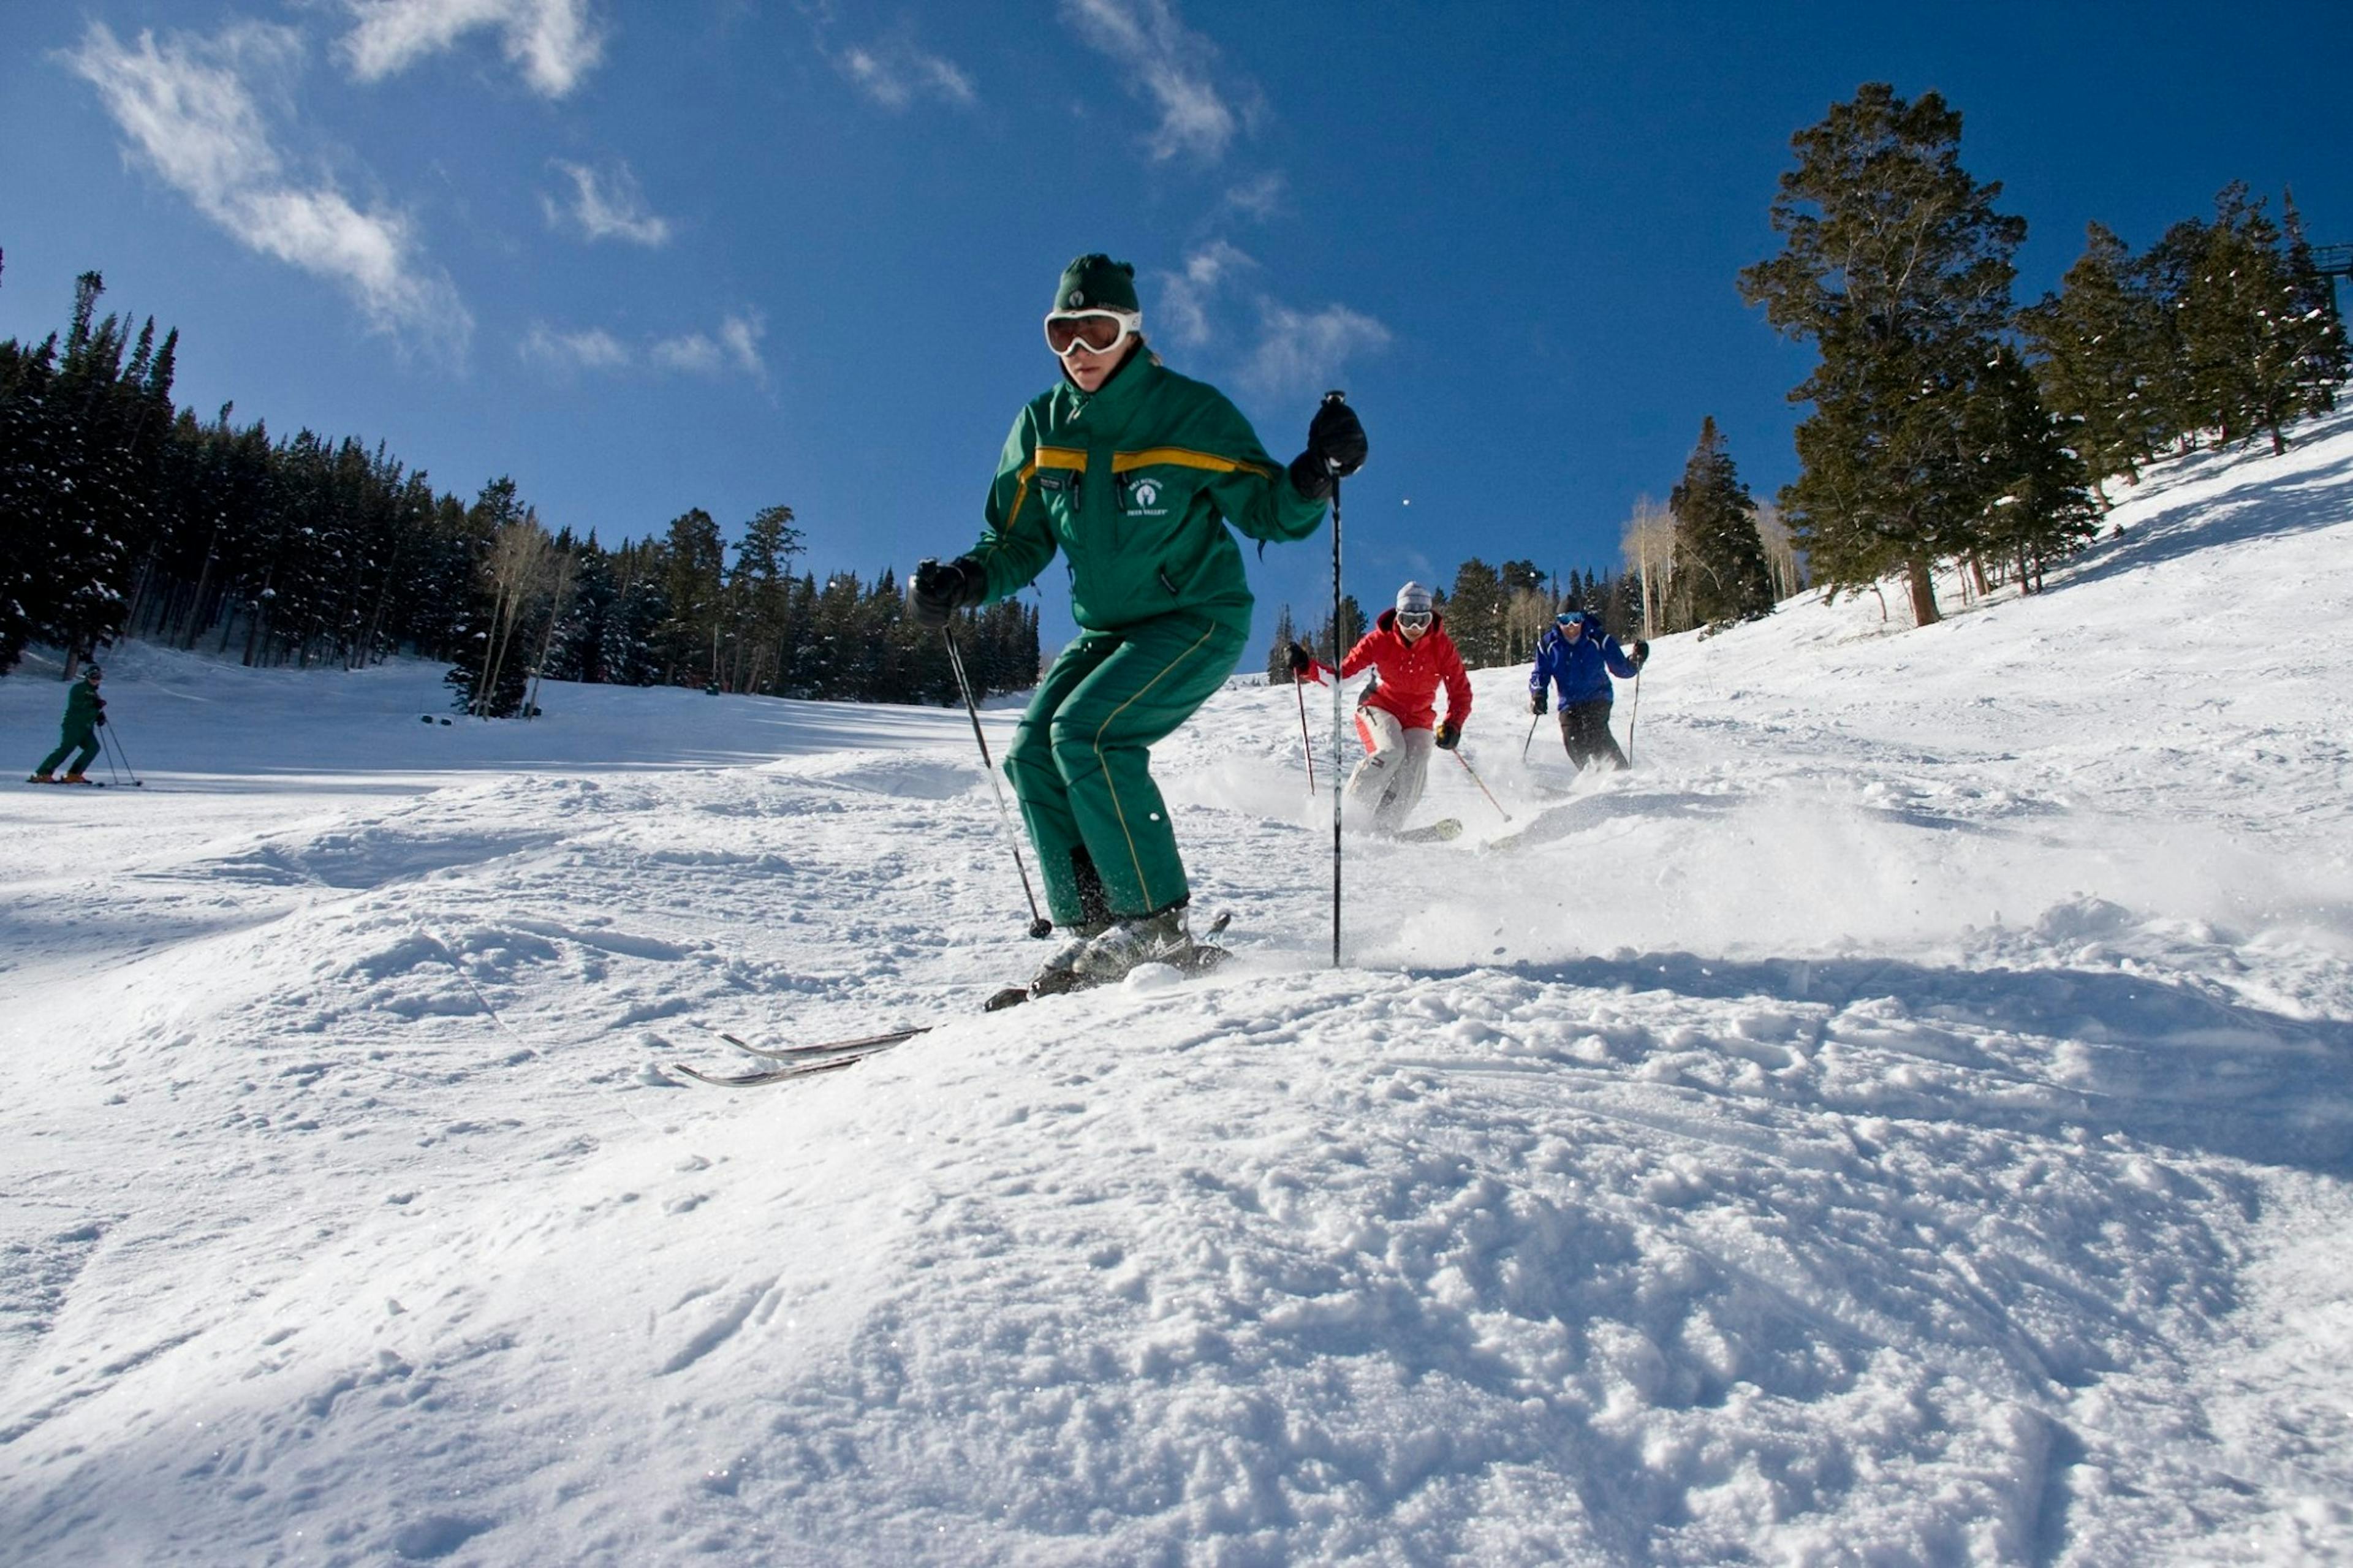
[[1289, 581, 1472, 835]]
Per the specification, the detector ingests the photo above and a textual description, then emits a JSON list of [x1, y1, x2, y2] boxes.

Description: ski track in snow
[[3, 418, 2353, 1562]]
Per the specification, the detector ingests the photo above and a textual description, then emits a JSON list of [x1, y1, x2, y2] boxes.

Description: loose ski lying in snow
[[716, 1026, 930, 1062], [670, 1026, 928, 1088], [673, 914, 1242, 1083], [1395, 817, 1462, 843], [668, 1055, 870, 1089]]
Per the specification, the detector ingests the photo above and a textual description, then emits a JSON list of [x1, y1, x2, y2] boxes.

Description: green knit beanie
[[1051, 254, 1139, 314]]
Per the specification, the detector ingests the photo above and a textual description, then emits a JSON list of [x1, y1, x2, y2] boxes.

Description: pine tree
[[2272, 192, 2349, 447], [657, 508, 726, 686], [1668, 417, 1775, 629], [2020, 223, 2174, 497], [1445, 558, 1507, 667], [1738, 84, 2027, 627], [1312, 595, 1366, 665], [1265, 604, 1298, 683], [1966, 347, 2098, 593], [729, 504, 803, 694]]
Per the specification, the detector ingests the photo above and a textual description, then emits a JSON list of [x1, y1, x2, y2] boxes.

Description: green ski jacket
[[61, 681, 102, 733], [964, 354, 1328, 636]]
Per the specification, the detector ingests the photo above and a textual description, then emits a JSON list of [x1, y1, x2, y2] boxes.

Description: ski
[[24, 778, 104, 787], [716, 1026, 930, 1062], [669, 1055, 868, 1089], [669, 1025, 926, 1088], [1395, 817, 1462, 843], [673, 912, 1238, 1083]]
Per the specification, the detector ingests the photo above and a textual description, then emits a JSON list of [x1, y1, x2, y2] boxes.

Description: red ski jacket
[[1303, 608, 1472, 733]]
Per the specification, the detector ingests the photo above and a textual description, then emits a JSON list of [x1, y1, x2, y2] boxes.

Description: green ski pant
[[1006, 612, 1246, 928], [38, 725, 99, 778]]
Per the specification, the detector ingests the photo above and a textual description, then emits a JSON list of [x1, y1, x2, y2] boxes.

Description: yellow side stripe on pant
[[1094, 618, 1221, 912]]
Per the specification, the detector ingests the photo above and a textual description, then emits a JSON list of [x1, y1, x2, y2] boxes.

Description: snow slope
[[5, 416, 2353, 1564]]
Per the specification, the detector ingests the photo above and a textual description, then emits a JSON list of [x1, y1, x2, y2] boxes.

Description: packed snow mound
[[4, 415, 2353, 1564]]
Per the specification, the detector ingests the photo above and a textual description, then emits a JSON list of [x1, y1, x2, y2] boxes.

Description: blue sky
[[5, 1, 2349, 650]]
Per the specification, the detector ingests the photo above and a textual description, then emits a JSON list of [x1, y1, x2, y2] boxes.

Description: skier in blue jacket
[[1528, 610, 1648, 770]]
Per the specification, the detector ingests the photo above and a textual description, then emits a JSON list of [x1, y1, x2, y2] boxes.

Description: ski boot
[[26, 773, 54, 784], [1070, 907, 1197, 987], [987, 922, 1107, 1011]]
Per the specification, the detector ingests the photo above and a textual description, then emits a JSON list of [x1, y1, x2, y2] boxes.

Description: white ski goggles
[[1044, 309, 1142, 358], [1396, 610, 1433, 631]]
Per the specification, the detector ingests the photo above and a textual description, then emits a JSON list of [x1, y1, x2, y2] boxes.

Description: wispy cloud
[[64, 21, 470, 358], [1222, 170, 1286, 221], [339, 0, 604, 99], [651, 311, 767, 381], [1061, 0, 1256, 162], [543, 160, 670, 246], [1155, 240, 1257, 347], [1241, 301, 1392, 397], [1150, 240, 1389, 395], [526, 311, 767, 382], [836, 36, 976, 110], [519, 321, 629, 372]]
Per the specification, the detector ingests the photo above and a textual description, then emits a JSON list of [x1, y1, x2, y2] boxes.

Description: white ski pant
[[1347, 706, 1433, 834]]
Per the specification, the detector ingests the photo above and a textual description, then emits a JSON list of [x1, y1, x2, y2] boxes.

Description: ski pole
[[102, 722, 144, 787], [941, 627, 1051, 939], [1520, 713, 1540, 762], [96, 726, 123, 786], [1625, 670, 1641, 768], [1293, 673, 1316, 793], [1451, 748, 1512, 821], [1324, 391, 1347, 969]]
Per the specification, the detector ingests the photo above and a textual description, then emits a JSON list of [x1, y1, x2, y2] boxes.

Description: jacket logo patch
[[1125, 478, 1169, 517]]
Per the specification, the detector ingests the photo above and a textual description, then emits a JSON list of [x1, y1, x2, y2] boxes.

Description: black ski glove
[[96, 712, 107, 727], [1633, 640, 1651, 668], [1287, 640, 1314, 678], [909, 556, 985, 629], [1529, 691, 1546, 716], [1287, 397, 1368, 501], [1434, 719, 1461, 751]]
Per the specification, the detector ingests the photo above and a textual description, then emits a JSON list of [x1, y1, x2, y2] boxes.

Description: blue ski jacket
[[1529, 612, 1639, 708]]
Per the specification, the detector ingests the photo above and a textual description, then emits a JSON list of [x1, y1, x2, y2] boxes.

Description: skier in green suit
[[911, 253, 1367, 996], [29, 664, 108, 784]]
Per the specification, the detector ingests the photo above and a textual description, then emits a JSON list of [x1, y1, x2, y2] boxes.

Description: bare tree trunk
[[1905, 556, 1941, 626], [525, 553, 573, 719]]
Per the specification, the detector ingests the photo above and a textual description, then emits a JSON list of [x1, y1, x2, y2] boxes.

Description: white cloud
[[717, 313, 765, 377], [64, 21, 470, 358], [339, 0, 604, 99], [543, 160, 670, 247], [836, 39, 976, 110], [1155, 240, 1257, 347], [1222, 170, 1286, 221], [1240, 301, 1391, 398], [520, 321, 630, 371], [1061, 0, 1255, 162], [651, 311, 765, 379], [524, 312, 766, 382]]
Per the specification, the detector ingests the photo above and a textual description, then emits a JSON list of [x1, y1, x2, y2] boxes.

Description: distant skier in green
[[29, 664, 107, 784], [909, 252, 1366, 997]]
